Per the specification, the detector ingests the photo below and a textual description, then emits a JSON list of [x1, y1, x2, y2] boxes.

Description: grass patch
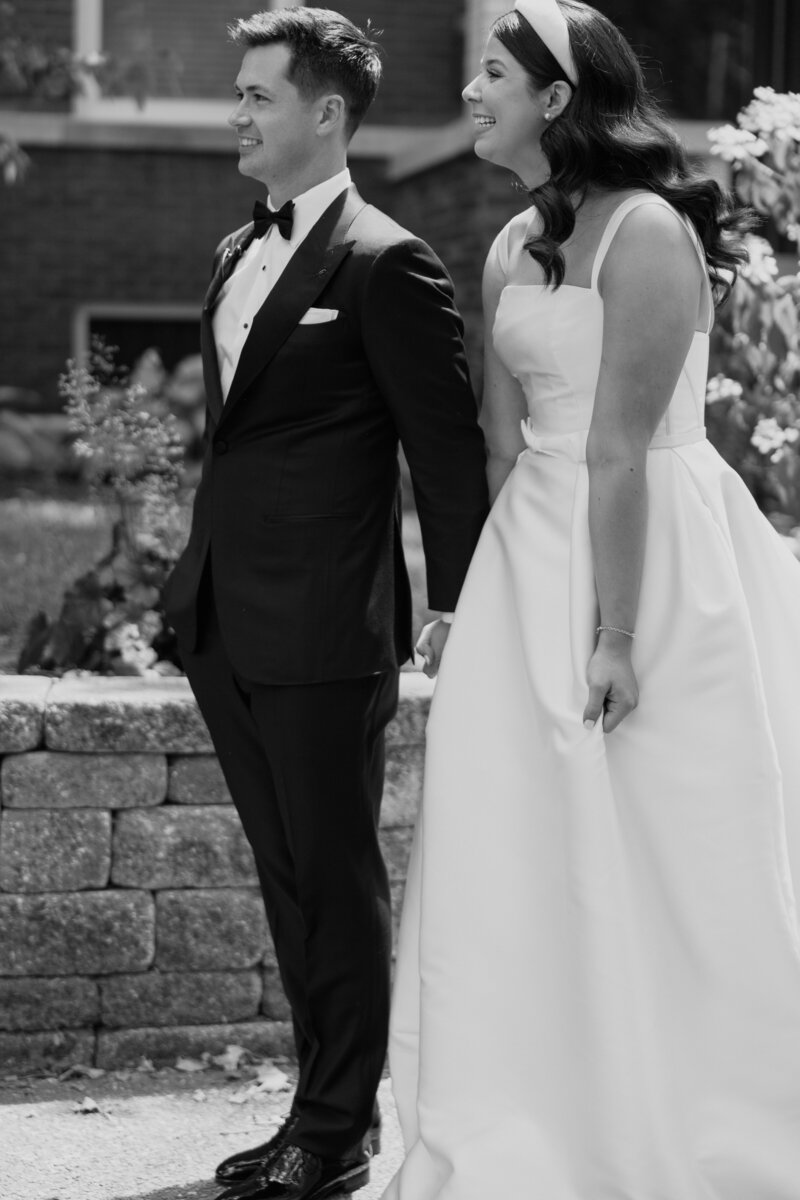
[[0, 498, 429, 672]]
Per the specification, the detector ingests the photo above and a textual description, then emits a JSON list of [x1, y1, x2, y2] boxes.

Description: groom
[[163, 7, 488, 1200]]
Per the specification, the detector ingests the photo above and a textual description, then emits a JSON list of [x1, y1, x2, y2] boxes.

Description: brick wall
[[8, 0, 466, 126], [0, 674, 428, 1072], [0, 145, 390, 404], [391, 153, 530, 385], [340, 0, 466, 127]]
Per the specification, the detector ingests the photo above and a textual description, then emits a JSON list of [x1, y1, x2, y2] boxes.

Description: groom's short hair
[[229, 7, 382, 137]]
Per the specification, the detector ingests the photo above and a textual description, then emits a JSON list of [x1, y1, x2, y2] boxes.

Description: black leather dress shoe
[[215, 1115, 298, 1184], [214, 1142, 370, 1200], [216, 1111, 381, 1186]]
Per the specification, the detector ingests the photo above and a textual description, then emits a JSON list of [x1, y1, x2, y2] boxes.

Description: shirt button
[[214, 439, 228, 455], [243, 322, 249, 329]]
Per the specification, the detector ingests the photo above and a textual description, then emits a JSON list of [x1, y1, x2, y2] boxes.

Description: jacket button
[[214, 439, 228, 455]]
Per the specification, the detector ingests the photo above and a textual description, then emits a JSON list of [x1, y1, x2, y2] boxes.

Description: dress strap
[[589, 194, 714, 331], [590, 194, 672, 290]]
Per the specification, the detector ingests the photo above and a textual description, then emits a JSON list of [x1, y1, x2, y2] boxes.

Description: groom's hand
[[415, 619, 452, 679]]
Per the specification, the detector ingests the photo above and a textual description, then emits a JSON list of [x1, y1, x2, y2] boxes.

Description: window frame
[[72, 300, 202, 368], [72, 0, 302, 126]]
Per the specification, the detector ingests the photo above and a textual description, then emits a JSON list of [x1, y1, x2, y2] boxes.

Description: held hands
[[583, 631, 639, 734], [415, 619, 452, 679]]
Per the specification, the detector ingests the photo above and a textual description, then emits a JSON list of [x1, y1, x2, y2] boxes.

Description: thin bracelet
[[596, 625, 635, 639]]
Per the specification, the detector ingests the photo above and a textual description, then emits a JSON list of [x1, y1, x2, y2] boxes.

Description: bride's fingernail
[[584, 719, 595, 729]]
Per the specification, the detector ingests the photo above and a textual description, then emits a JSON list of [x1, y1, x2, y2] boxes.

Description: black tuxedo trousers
[[181, 572, 398, 1158]]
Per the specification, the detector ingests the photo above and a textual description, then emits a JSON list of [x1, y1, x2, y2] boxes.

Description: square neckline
[[500, 193, 713, 335]]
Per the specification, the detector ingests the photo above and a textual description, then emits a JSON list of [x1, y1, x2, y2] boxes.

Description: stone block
[[379, 826, 414, 882], [45, 677, 213, 753], [0, 891, 154, 976], [0, 1028, 96, 1073], [100, 970, 262, 1028], [380, 743, 423, 828], [96, 1019, 294, 1070], [261, 966, 291, 1020], [0, 677, 52, 753], [1, 750, 167, 809], [168, 755, 231, 805], [0, 809, 111, 892], [112, 807, 257, 889], [0, 976, 100, 1032], [385, 673, 433, 747], [156, 888, 267, 971]]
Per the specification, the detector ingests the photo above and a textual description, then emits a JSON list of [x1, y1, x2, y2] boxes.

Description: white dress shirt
[[213, 167, 352, 401]]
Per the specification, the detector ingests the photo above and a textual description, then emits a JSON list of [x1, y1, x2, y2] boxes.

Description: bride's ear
[[544, 80, 573, 122]]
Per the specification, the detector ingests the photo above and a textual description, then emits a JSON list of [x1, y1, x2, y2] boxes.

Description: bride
[[385, 1, 800, 1197]]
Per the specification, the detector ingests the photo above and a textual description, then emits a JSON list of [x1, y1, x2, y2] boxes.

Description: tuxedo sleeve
[[361, 237, 489, 612]]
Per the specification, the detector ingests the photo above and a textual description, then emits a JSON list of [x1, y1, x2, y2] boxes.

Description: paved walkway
[[1, 1067, 404, 1200]]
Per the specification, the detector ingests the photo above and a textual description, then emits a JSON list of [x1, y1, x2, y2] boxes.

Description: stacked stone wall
[[0, 675, 428, 1072]]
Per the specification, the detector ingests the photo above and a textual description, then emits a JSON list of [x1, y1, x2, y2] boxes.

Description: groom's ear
[[316, 93, 347, 139]]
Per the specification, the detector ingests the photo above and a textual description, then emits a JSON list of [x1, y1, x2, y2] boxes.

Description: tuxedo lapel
[[203, 226, 255, 314], [219, 186, 365, 422], [201, 224, 254, 425]]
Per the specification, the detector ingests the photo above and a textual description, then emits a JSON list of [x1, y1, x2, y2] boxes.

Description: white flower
[[105, 621, 158, 671], [708, 124, 768, 162], [706, 374, 743, 404], [741, 235, 780, 285], [751, 416, 799, 461]]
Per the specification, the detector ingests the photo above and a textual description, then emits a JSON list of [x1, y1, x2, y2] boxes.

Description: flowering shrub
[[707, 89, 800, 524], [709, 88, 800, 245], [18, 343, 189, 676]]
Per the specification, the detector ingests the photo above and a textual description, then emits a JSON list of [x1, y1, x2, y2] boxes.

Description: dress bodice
[[492, 194, 711, 451]]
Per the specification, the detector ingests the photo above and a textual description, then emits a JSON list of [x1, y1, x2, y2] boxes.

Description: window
[[72, 303, 200, 374], [73, 0, 304, 122]]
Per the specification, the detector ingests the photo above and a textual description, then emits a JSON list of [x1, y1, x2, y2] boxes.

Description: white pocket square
[[299, 307, 339, 325]]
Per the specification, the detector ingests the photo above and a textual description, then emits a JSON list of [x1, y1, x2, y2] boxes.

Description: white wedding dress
[[384, 194, 800, 1200]]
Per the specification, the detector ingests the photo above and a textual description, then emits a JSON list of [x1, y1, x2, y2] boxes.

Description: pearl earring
[[544, 113, 552, 121]]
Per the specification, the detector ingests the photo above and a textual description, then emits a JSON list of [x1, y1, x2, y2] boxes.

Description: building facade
[[0, 0, 797, 403]]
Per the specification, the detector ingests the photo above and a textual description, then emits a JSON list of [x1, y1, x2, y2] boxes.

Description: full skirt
[[384, 441, 800, 1200]]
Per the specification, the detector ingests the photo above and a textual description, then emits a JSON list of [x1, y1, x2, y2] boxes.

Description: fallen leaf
[[211, 1044, 249, 1073], [253, 1062, 291, 1093], [73, 1096, 100, 1115], [136, 1057, 156, 1073], [59, 1064, 106, 1081], [192, 1089, 207, 1102], [175, 1056, 208, 1073]]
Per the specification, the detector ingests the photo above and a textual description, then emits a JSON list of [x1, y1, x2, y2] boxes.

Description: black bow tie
[[252, 199, 294, 241]]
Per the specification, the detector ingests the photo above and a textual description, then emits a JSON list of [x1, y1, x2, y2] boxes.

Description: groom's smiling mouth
[[473, 114, 496, 129], [238, 136, 262, 149]]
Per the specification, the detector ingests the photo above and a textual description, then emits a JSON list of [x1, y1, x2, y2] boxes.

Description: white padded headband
[[514, 0, 578, 87]]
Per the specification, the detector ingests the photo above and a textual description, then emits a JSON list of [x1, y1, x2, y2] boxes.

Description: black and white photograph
[[1, 2, 799, 1198]]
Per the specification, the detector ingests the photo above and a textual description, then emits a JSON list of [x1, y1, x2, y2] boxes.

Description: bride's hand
[[415, 619, 451, 679], [583, 635, 639, 733]]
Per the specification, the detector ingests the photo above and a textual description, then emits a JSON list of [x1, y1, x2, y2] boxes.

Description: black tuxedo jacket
[[163, 185, 489, 684]]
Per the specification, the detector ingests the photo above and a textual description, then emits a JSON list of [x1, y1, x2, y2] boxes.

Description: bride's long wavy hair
[[492, 0, 752, 300]]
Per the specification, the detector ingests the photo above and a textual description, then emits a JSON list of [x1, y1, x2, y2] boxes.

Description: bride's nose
[[462, 75, 481, 103]]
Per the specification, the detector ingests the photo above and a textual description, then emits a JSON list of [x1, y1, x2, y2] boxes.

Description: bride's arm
[[584, 204, 703, 732], [480, 249, 527, 504]]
